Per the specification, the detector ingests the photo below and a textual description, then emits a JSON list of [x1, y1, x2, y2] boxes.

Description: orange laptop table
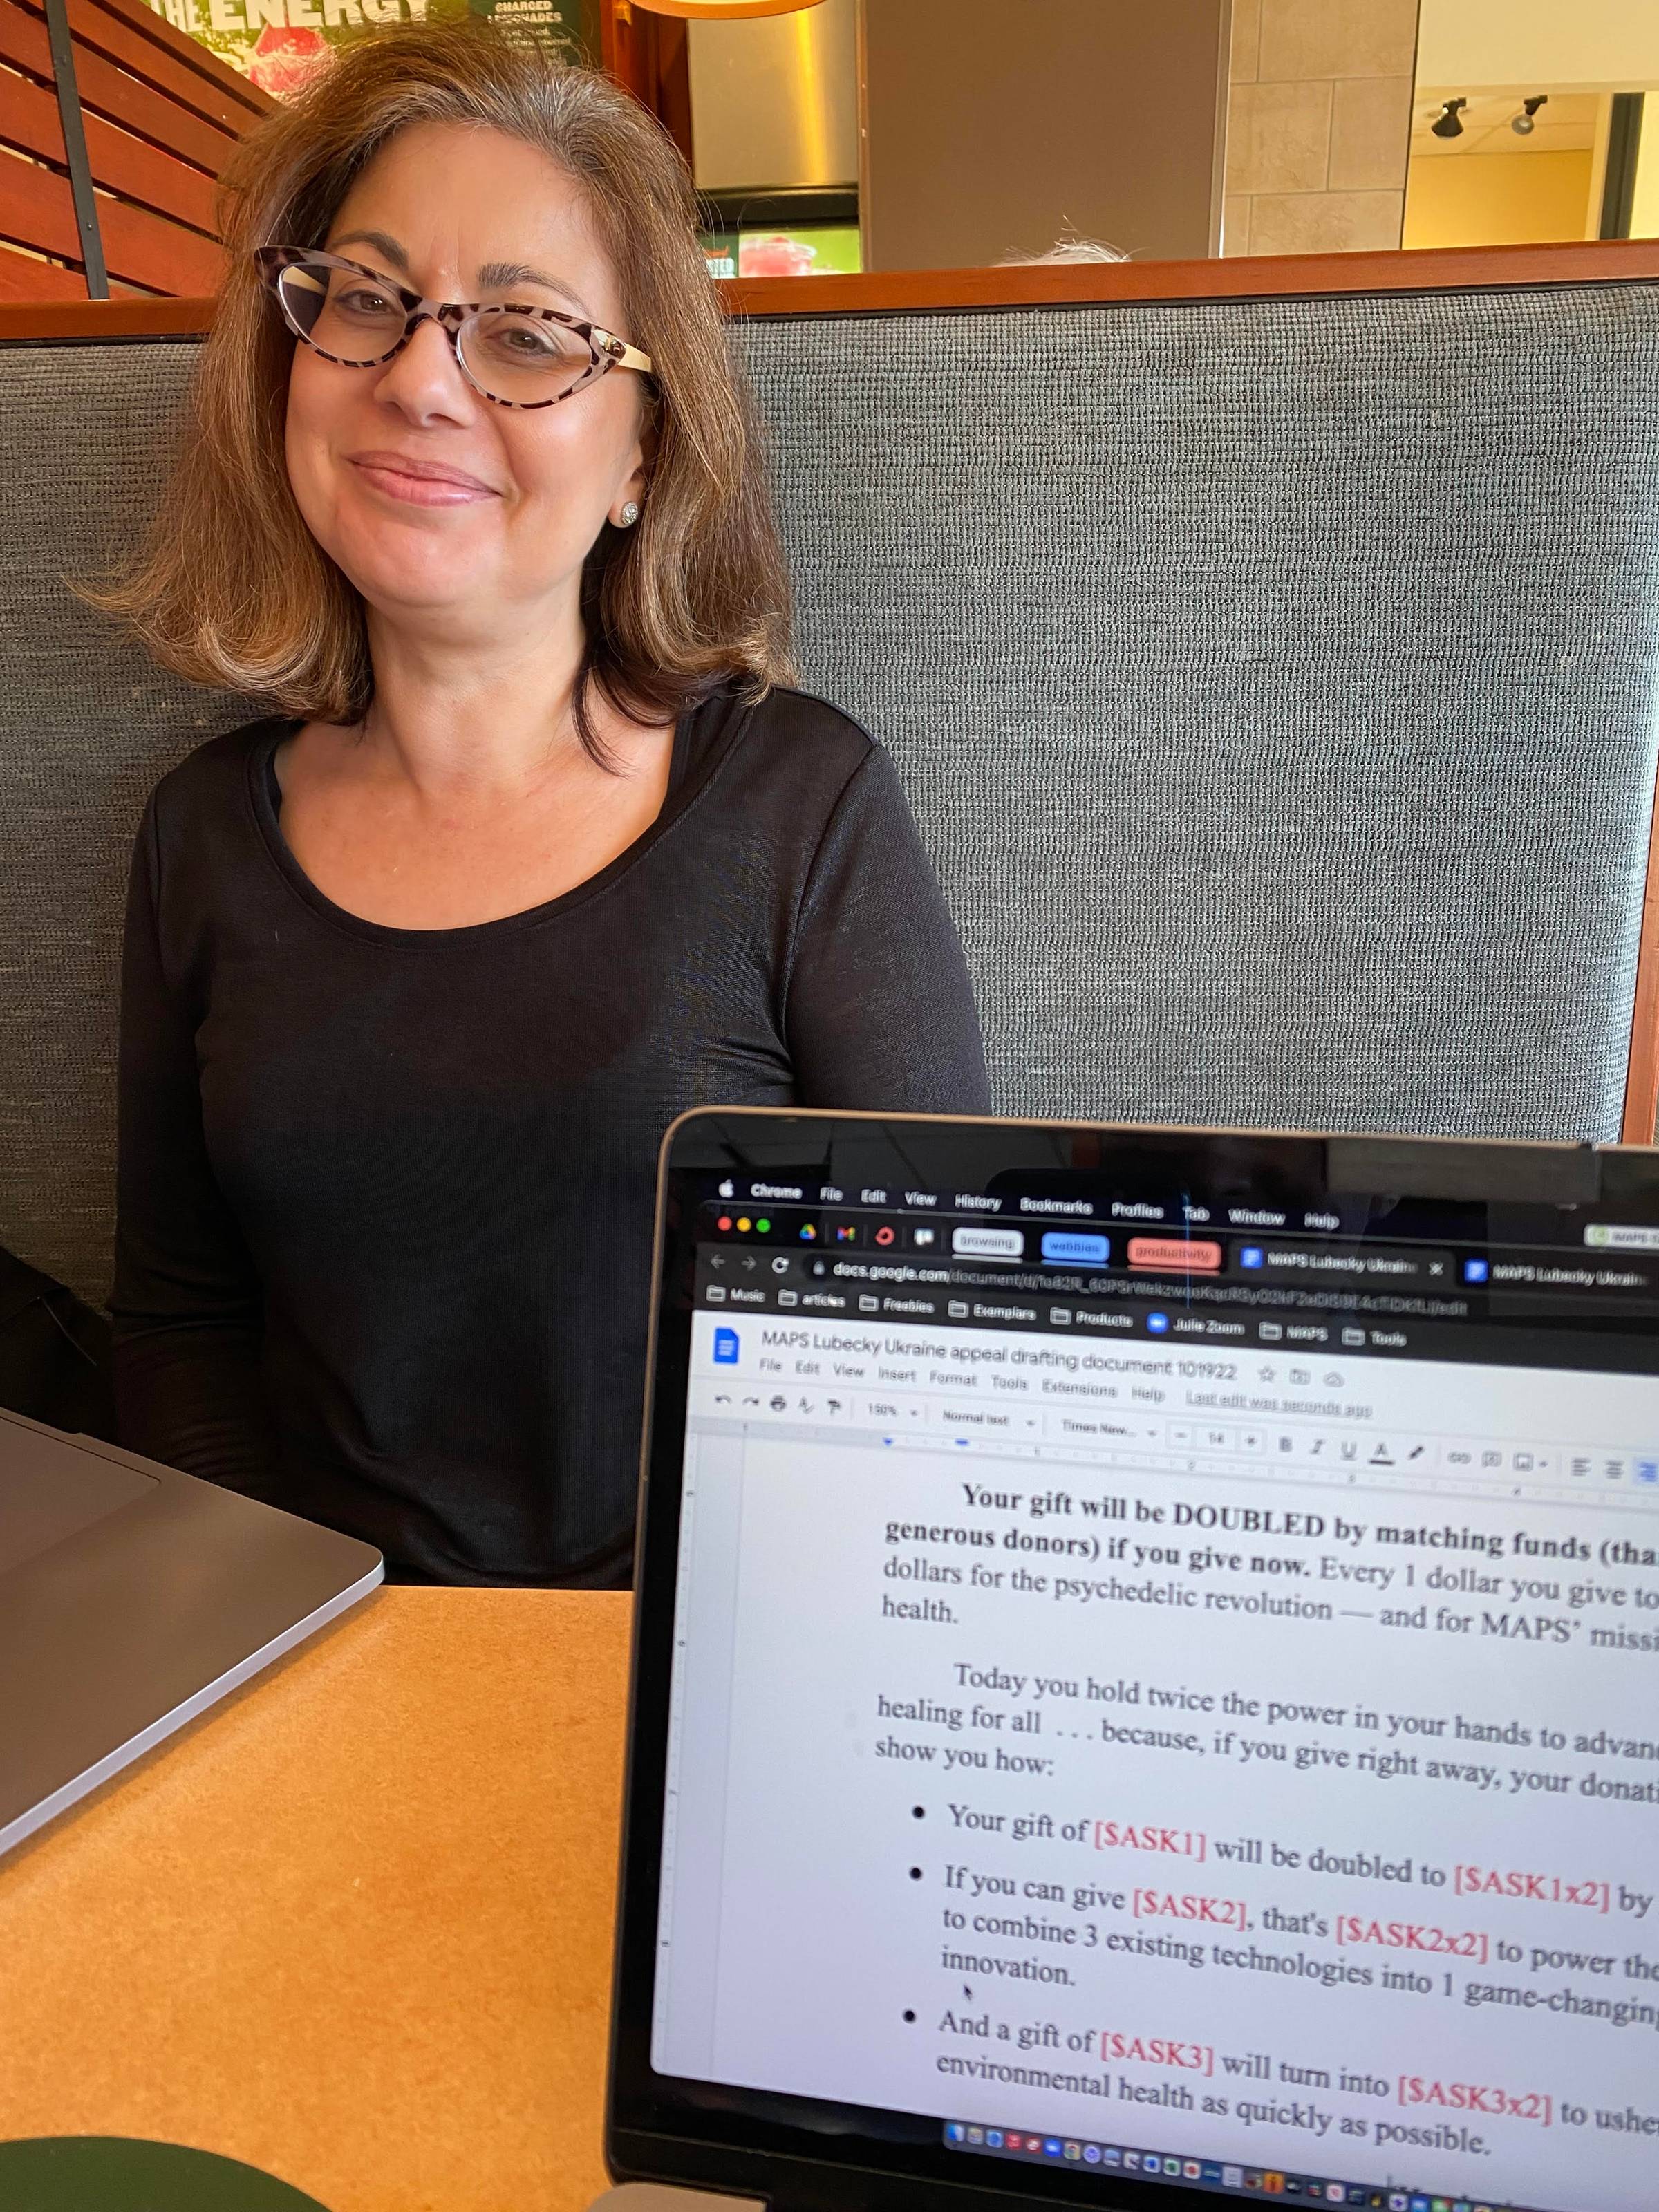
[[0, 1590, 633, 2212]]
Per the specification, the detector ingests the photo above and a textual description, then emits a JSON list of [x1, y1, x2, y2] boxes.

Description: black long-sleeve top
[[111, 683, 991, 1585]]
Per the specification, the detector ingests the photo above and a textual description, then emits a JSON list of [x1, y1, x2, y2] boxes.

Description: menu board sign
[[142, 0, 596, 96]]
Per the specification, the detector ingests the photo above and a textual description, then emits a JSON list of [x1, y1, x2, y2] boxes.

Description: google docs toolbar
[[688, 1313, 1659, 1513]]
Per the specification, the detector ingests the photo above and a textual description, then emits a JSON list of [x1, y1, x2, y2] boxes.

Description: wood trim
[[1622, 816, 1659, 1145], [0, 288, 207, 331], [7, 238, 1659, 341], [720, 238, 1659, 317]]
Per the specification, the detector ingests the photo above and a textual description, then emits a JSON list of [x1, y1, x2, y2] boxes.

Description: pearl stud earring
[[619, 501, 640, 527]]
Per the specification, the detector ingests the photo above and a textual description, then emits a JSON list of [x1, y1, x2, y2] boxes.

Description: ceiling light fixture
[[628, 0, 826, 17], [1510, 95, 1548, 135], [1430, 97, 1468, 139]]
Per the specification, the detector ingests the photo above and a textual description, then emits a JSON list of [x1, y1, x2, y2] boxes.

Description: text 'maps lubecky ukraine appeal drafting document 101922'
[[639, 1124, 1659, 2212]]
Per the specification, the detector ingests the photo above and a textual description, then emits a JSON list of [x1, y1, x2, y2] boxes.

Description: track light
[[1511, 95, 1548, 135], [1430, 98, 1467, 139]]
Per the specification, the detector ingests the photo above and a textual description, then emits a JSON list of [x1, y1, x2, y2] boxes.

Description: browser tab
[[1128, 1235, 1222, 1271], [950, 1224, 1023, 1259], [1230, 1240, 1454, 1286], [1038, 1230, 1109, 1266]]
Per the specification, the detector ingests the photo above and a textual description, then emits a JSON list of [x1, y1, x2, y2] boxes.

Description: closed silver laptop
[[0, 1406, 382, 1856]]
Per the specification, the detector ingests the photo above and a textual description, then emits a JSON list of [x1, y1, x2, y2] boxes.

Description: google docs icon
[[713, 1327, 740, 1365]]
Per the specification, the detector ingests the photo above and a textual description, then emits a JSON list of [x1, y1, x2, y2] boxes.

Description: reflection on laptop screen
[[643, 1123, 1659, 2212]]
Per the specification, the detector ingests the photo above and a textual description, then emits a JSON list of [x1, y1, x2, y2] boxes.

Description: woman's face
[[283, 121, 650, 642]]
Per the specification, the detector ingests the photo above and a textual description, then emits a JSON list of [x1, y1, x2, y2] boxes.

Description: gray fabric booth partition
[[5, 270, 1659, 1310]]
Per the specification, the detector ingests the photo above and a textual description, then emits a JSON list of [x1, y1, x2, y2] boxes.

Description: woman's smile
[[346, 448, 501, 507]]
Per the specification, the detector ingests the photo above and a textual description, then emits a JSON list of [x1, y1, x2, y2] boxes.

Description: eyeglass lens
[[275, 255, 597, 405]]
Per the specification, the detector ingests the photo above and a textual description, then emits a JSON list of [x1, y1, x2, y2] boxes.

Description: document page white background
[[653, 1315, 1659, 2209]]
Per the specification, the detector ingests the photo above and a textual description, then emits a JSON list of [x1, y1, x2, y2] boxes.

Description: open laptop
[[0, 1406, 382, 1856], [606, 1109, 1659, 2212]]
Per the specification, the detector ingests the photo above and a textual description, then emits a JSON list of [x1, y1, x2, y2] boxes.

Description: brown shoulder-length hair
[[95, 24, 794, 756]]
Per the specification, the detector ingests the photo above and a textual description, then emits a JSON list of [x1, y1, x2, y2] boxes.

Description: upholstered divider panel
[[735, 283, 1659, 1143], [4, 283, 1659, 1304], [1, 341, 255, 1305]]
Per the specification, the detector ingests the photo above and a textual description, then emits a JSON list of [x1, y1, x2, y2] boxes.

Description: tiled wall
[[1224, 0, 1421, 256]]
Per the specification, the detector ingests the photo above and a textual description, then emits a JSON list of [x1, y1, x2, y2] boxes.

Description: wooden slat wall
[[0, 229, 85, 295], [0, 0, 271, 297]]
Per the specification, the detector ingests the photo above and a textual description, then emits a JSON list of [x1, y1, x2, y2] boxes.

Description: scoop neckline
[[244, 700, 727, 948]]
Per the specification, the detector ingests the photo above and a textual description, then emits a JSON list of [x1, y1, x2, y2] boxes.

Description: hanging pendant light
[[630, 0, 825, 17], [628, 0, 827, 17]]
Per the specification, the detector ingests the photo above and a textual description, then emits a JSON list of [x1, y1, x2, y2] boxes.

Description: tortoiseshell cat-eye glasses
[[256, 247, 654, 411]]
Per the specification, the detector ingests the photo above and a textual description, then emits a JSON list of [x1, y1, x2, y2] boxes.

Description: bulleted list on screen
[[653, 1307, 1659, 2212]]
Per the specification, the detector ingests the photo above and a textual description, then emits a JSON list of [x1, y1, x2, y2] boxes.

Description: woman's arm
[[784, 744, 993, 1114], [111, 798, 277, 1495]]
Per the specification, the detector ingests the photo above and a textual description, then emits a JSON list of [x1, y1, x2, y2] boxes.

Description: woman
[[106, 28, 988, 1588]]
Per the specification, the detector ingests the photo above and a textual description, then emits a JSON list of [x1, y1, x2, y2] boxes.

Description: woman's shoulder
[[144, 715, 290, 830], [742, 682, 874, 751], [709, 682, 888, 805]]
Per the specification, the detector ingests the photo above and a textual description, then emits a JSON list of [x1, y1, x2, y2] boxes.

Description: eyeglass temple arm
[[594, 330, 653, 377]]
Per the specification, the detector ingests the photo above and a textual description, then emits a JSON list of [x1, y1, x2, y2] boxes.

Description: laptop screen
[[616, 1116, 1659, 2212]]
